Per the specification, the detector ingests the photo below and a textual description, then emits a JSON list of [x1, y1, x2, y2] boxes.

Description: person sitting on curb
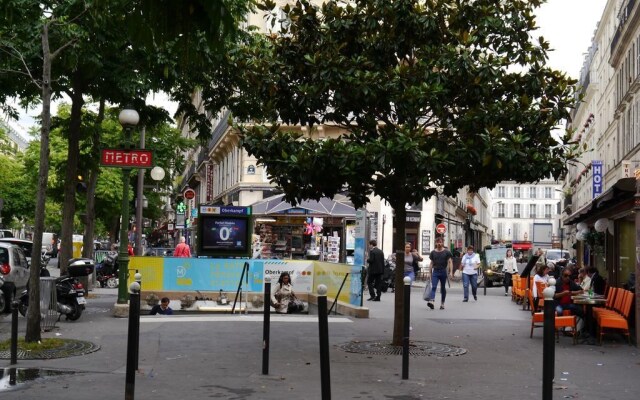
[[150, 297, 173, 315]]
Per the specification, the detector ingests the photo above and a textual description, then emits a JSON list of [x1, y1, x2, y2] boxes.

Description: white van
[[42, 232, 57, 254]]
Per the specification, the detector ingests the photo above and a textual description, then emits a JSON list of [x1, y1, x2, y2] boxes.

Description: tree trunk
[[59, 85, 84, 274], [391, 203, 407, 346], [81, 99, 105, 291], [25, 22, 54, 343]]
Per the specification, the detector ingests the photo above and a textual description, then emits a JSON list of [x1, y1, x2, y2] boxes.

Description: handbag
[[287, 298, 305, 313], [422, 280, 432, 301]]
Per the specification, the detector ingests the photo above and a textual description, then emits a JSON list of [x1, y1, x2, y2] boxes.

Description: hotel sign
[[592, 160, 603, 199]]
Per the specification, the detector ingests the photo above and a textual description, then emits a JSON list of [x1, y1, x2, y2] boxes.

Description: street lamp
[[117, 107, 139, 305], [135, 166, 165, 255]]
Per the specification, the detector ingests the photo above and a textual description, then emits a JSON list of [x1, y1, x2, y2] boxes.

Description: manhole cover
[[0, 339, 100, 360], [337, 340, 467, 357]]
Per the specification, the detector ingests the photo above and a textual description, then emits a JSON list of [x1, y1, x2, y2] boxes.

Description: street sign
[[436, 223, 447, 234], [100, 149, 153, 168], [183, 188, 196, 200]]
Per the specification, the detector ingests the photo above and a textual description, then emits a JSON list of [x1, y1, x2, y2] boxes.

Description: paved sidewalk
[[0, 280, 638, 399]]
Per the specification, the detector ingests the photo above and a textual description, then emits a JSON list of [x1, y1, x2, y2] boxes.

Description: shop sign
[[284, 208, 307, 215], [206, 163, 213, 202], [592, 160, 603, 199], [421, 230, 431, 255], [100, 148, 153, 168]]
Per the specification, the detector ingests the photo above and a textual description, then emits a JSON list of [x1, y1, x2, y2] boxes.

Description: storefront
[[251, 194, 356, 263], [565, 177, 635, 288]]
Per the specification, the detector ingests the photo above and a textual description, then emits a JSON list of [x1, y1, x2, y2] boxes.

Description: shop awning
[[512, 241, 532, 251], [565, 177, 635, 225], [251, 193, 356, 217]]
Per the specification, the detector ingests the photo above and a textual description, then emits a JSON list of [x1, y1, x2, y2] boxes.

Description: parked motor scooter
[[381, 254, 396, 293], [96, 252, 118, 288], [18, 258, 94, 321]]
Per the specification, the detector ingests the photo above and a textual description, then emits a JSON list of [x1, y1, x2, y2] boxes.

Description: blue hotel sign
[[592, 160, 603, 199]]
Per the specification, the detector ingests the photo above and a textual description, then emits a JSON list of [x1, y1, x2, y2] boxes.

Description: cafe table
[[572, 294, 607, 344]]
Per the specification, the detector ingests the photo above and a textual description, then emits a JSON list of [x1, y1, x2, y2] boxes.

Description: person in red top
[[174, 236, 191, 257], [554, 269, 583, 318]]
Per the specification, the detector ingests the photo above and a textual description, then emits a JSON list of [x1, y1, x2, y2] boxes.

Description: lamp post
[[135, 165, 165, 255], [117, 107, 139, 305]]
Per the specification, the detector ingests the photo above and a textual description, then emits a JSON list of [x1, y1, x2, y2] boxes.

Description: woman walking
[[460, 245, 480, 302], [502, 249, 518, 296]]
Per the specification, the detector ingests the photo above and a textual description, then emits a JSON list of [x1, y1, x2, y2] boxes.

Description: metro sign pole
[[100, 108, 153, 312]]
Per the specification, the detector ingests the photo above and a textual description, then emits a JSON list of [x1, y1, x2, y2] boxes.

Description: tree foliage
[[212, 0, 581, 344]]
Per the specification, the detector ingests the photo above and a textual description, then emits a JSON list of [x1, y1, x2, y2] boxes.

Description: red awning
[[512, 242, 532, 251]]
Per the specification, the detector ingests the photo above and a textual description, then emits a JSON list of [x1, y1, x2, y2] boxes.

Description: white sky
[[6, 0, 609, 138]]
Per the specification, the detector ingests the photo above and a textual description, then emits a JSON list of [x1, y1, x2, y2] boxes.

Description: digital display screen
[[201, 217, 249, 252]]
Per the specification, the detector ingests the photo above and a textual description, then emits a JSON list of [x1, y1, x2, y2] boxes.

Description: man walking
[[427, 237, 453, 310], [174, 236, 191, 258], [367, 240, 385, 301]]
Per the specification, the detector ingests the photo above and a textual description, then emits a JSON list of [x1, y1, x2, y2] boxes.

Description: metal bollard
[[542, 278, 557, 400], [125, 281, 141, 400], [10, 300, 19, 365], [134, 273, 141, 371], [262, 276, 271, 375], [317, 284, 331, 400], [402, 276, 411, 380]]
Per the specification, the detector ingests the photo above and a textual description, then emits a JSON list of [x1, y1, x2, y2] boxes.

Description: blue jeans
[[403, 270, 415, 285], [429, 268, 448, 303], [462, 273, 478, 300]]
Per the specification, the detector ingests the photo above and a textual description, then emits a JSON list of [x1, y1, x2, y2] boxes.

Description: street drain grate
[[0, 339, 100, 360], [337, 340, 467, 357]]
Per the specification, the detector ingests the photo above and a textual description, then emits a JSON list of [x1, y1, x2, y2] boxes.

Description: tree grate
[[0, 339, 100, 360], [337, 340, 467, 357]]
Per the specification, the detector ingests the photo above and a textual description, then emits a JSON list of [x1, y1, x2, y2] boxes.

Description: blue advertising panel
[[592, 160, 603, 199], [353, 209, 367, 267]]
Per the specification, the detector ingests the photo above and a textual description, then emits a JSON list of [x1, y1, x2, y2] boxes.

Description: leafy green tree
[[0, 152, 33, 227], [214, 0, 581, 344]]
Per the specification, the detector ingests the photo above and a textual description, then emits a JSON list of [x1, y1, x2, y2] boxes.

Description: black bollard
[[402, 277, 411, 380], [542, 279, 556, 400], [9, 367, 17, 386], [262, 276, 271, 375], [10, 300, 19, 365], [133, 273, 141, 371], [125, 281, 141, 400], [317, 284, 331, 400]]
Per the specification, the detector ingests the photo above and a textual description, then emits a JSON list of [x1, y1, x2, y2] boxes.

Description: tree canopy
[[209, 0, 581, 344], [217, 0, 579, 208]]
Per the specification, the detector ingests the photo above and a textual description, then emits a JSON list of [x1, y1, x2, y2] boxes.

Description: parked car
[[0, 238, 35, 265], [544, 249, 571, 267], [480, 245, 509, 287], [0, 242, 30, 312], [0, 229, 14, 238]]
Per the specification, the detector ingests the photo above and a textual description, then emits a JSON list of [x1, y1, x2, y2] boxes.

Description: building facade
[[490, 180, 563, 251], [561, 0, 639, 344]]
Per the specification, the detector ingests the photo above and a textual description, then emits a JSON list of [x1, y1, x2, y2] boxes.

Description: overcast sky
[[6, 0, 610, 137]]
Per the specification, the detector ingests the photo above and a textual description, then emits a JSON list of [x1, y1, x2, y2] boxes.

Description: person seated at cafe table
[[554, 270, 584, 320], [586, 266, 605, 295], [578, 267, 591, 291]]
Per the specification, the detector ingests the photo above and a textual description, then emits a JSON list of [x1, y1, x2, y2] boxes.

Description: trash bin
[[39, 277, 58, 332]]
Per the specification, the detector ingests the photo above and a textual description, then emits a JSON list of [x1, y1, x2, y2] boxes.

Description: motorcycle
[[96, 252, 119, 288], [381, 254, 396, 293], [19, 258, 94, 321]]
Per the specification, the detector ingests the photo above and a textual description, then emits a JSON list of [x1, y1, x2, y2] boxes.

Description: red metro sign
[[100, 149, 153, 168]]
